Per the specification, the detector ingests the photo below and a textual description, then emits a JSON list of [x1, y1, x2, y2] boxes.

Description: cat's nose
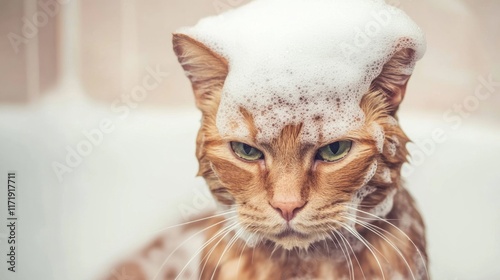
[[270, 199, 306, 222]]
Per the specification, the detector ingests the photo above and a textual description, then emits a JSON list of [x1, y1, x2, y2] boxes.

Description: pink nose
[[270, 199, 306, 222]]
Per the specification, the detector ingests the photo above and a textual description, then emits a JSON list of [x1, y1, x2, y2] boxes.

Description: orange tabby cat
[[104, 8, 429, 280], [103, 35, 428, 279]]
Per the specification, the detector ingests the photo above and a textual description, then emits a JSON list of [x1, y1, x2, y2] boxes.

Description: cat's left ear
[[172, 33, 229, 111], [372, 48, 416, 114]]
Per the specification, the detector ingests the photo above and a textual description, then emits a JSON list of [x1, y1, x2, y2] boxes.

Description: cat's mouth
[[266, 227, 319, 250], [274, 228, 309, 239]]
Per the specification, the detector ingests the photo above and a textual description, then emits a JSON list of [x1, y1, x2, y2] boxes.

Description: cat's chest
[[208, 248, 346, 280]]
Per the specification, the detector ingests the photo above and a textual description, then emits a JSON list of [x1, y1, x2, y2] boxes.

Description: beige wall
[[79, 0, 251, 107], [0, 0, 59, 103], [401, 0, 500, 122], [1, 0, 499, 121]]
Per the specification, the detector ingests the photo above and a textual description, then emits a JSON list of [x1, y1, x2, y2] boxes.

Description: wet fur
[[103, 35, 428, 280]]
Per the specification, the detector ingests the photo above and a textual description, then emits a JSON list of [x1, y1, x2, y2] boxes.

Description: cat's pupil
[[243, 144, 252, 155], [329, 142, 340, 154]]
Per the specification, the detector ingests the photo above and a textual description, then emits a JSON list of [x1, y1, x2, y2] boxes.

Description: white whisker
[[336, 221, 386, 280], [236, 233, 248, 275], [337, 227, 367, 280], [342, 215, 416, 280], [153, 210, 238, 233], [152, 216, 237, 280], [210, 228, 244, 280], [343, 205, 429, 279], [173, 222, 238, 280], [191, 222, 239, 280], [329, 228, 354, 280]]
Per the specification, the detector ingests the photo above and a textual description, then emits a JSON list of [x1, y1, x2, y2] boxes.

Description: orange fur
[[103, 35, 428, 280]]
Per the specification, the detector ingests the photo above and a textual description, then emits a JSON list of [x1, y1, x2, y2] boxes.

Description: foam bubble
[[386, 116, 399, 126], [387, 141, 397, 157], [381, 167, 392, 183], [370, 122, 385, 153], [350, 184, 377, 220], [392, 137, 400, 146], [354, 185, 377, 204], [349, 184, 376, 225], [368, 188, 396, 217], [179, 0, 425, 142], [362, 160, 378, 186]]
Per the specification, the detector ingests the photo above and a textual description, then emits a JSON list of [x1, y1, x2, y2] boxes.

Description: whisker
[[343, 205, 429, 279], [340, 226, 368, 280], [337, 227, 367, 280], [209, 228, 244, 280], [153, 210, 238, 233], [269, 242, 278, 259], [236, 232, 249, 276], [251, 242, 256, 264], [335, 221, 386, 280], [152, 216, 237, 280], [342, 215, 416, 280], [343, 213, 407, 247], [321, 231, 330, 257], [172, 222, 237, 280], [329, 228, 353, 280], [188, 222, 239, 280]]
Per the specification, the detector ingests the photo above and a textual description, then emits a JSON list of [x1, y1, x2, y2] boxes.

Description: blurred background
[[0, 0, 499, 279]]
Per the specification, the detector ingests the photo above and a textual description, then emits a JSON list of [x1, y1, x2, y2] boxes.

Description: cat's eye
[[230, 142, 264, 161], [316, 140, 352, 162]]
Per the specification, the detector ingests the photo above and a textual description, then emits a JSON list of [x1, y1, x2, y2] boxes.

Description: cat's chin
[[235, 223, 328, 251], [266, 231, 324, 251]]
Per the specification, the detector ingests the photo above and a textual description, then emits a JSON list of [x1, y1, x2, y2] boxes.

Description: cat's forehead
[[180, 0, 425, 142], [217, 73, 365, 143]]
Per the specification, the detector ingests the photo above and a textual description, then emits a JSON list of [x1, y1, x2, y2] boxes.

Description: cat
[[104, 1, 429, 279]]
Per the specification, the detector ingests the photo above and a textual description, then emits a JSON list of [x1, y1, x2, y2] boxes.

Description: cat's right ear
[[172, 33, 229, 111], [372, 47, 416, 114]]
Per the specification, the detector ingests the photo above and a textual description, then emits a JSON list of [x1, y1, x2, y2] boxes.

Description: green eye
[[316, 141, 352, 162], [230, 142, 264, 161]]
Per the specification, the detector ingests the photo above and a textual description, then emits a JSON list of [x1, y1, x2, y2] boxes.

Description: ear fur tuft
[[372, 48, 416, 113], [172, 33, 229, 111]]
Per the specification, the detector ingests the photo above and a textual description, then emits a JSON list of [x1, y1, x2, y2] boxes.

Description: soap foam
[[387, 141, 397, 157], [386, 116, 399, 126], [353, 184, 377, 205], [370, 122, 385, 153], [368, 188, 396, 217], [179, 0, 425, 142], [362, 160, 378, 186], [381, 167, 392, 183]]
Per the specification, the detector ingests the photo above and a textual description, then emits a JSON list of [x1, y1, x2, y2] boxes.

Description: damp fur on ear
[[172, 33, 229, 111], [372, 48, 416, 114]]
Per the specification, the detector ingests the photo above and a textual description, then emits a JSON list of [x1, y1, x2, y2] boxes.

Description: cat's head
[[173, 33, 414, 250]]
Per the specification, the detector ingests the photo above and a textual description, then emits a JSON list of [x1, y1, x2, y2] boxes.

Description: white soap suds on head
[[178, 0, 425, 142]]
